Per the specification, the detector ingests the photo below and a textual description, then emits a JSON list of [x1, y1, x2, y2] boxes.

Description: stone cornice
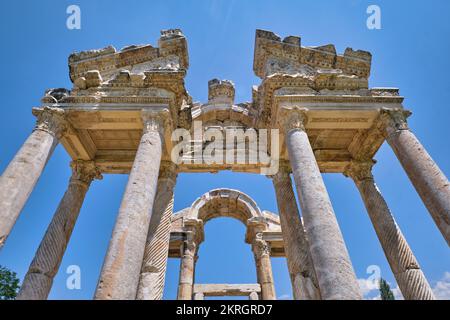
[[253, 29, 371, 80], [69, 29, 188, 82]]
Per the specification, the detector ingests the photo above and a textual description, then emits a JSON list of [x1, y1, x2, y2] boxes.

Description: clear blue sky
[[0, 0, 449, 300]]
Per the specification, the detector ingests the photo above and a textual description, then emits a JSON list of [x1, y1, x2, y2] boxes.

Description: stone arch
[[188, 188, 262, 225]]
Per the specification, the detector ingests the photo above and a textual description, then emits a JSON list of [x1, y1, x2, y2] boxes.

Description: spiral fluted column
[[137, 161, 177, 300], [271, 163, 320, 300], [380, 109, 450, 245], [345, 160, 435, 300], [17, 161, 101, 300], [0, 107, 68, 249]]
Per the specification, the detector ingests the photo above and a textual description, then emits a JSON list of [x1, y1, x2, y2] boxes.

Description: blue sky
[[0, 0, 449, 300]]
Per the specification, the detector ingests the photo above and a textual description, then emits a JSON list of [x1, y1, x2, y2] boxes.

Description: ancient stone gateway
[[0, 28, 448, 300]]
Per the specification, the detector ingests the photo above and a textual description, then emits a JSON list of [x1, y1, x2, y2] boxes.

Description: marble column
[[0, 107, 67, 249], [380, 109, 450, 245], [94, 110, 166, 300], [17, 160, 101, 300], [137, 161, 177, 300], [345, 160, 435, 300], [177, 233, 198, 300], [252, 233, 276, 300], [283, 109, 362, 300], [272, 163, 321, 300]]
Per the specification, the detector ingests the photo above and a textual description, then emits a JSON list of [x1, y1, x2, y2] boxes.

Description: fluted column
[[177, 218, 203, 300], [17, 160, 101, 300], [252, 232, 276, 300], [271, 162, 321, 300], [0, 107, 68, 248], [380, 109, 450, 245], [94, 110, 167, 300], [282, 109, 362, 300], [345, 160, 435, 300], [137, 161, 177, 300]]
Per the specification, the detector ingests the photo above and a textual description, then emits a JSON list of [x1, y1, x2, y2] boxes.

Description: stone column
[[271, 162, 321, 300], [0, 107, 68, 248], [94, 110, 167, 300], [17, 160, 101, 300], [380, 109, 450, 245], [345, 160, 435, 300], [177, 218, 203, 300], [177, 234, 198, 300], [136, 161, 177, 300], [252, 232, 276, 300], [282, 109, 362, 300]]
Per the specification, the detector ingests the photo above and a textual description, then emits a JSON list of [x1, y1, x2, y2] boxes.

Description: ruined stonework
[[1, 28, 448, 300]]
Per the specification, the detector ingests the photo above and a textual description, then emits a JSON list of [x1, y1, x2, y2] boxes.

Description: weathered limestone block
[[380, 109, 450, 246], [283, 110, 362, 300], [94, 110, 166, 300], [345, 160, 435, 300], [271, 164, 321, 300], [17, 161, 101, 300], [137, 161, 177, 300], [0, 107, 68, 249]]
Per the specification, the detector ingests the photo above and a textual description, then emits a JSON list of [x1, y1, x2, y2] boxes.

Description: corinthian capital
[[141, 108, 171, 136], [279, 108, 308, 132], [32, 107, 69, 139], [70, 160, 103, 186], [252, 232, 271, 259], [344, 160, 375, 182], [378, 108, 412, 138], [158, 161, 178, 184]]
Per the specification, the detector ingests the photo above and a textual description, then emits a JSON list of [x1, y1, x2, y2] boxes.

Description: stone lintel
[[193, 284, 261, 296]]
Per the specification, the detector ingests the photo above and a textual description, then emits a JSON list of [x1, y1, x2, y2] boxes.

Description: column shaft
[[253, 235, 276, 300], [17, 161, 101, 300], [382, 111, 450, 245], [346, 161, 435, 300], [136, 162, 177, 300], [94, 112, 164, 300], [272, 168, 320, 300], [284, 111, 361, 300], [0, 108, 66, 248], [177, 238, 196, 300]]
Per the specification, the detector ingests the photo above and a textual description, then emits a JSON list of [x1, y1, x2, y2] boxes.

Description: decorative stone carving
[[32, 106, 69, 139], [378, 108, 412, 137]]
